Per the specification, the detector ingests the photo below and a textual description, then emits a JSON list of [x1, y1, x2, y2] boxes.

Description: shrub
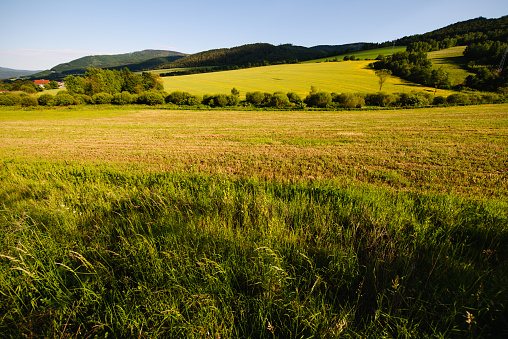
[[336, 93, 365, 108], [138, 91, 164, 105], [38, 94, 54, 106], [397, 92, 430, 107], [91, 92, 113, 105], [112, 91, 136, 105], [166, 91, 201, 106], [432, 96, 447, 105], [74, 94, 92, 105], [246, 91, 265, 105], [20, 96, 39, 107], [287, 92, 302, 105], [20, 85, 37, 94], [446, 93, 470, 105], [54, 93, 76, 106], [365, 92, 396, 107], [269, 92, 291, 108], [0, 93, 21, 106], [304, 91, 332, 108]]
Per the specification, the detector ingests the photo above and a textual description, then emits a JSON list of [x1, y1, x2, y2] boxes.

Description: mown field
[[162, 61, 454, 99], [1, 105, 507, 338]]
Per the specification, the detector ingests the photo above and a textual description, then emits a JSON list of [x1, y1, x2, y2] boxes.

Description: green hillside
[[427, 46, 473, 86], [303, 46, 407, 63], [51, 49, 186, 73]]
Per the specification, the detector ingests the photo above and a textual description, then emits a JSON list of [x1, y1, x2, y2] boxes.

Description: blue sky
[[1, 0, 507, 70]]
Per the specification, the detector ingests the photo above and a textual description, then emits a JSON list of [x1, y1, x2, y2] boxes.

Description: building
[[34, 79, 50, 87]]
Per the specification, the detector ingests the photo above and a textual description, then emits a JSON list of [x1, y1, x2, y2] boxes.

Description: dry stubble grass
[[1, 104, 507, 198]]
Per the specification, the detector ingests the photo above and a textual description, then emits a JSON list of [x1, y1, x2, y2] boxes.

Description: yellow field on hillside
[[162, 61, 454, 98]]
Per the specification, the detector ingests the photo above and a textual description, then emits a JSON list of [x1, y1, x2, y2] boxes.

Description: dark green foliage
[[38, 93, 54, 106], [373, 51, 452, 89], [447, 93, 471, 105], [91, 92, 113, 105], [141, 72, 164, 91], [159, 43, 365, 69]]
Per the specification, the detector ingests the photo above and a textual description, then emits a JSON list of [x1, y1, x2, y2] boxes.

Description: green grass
[[303, 46, 408, 63], [428, 46, 474, 86], [1, 105, 507, 337]]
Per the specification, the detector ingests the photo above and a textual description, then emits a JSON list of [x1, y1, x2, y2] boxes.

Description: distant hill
[[51, 49, 187, 73], [158, 43, 365, 69], [0, 67, 41, 79]]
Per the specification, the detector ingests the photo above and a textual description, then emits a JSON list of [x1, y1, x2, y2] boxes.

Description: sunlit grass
[[162, 61, 454, 98], [1, 105, 507, 337], [428, 46, 473, 86]]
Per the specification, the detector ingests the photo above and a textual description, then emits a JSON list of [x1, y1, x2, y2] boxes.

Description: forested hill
[[394, 15, 508, 48], [158, 43, 365, 69], [51, 50, 187, 73]]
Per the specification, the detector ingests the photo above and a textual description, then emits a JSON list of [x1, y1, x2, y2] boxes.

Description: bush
[[54, 93, 76, 106], [365, 92, 396, 107], [138, 91, 164, 105], [432, 96, 447, 105], [336, 93, 365, 108], [287, 92, 303, 105], [112, 91, 136, 105], [91, 92, 113, 105], [203, 94, 238, 107], [0, 93, 21, 106], [73, 94, 92, 105], [304, 91, 332, 108], [20, 96, 38, 107], [166, 91, 201, 106], [20, 85, 37, 94], [246, 91, 265, 105], [269, 92, 291, 108], [397, 92, 430, 107], [446, 93, 470, 105], [38, 94, 55, 106]]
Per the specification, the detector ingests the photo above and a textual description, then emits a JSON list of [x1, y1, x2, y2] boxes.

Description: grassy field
[[0, 104, 507, 337], [162, 61, 454, 99], [428, 46, 473, 86], [303, 46, 408, 63]]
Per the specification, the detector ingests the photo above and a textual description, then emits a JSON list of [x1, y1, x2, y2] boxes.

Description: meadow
[[0, 104, 507, 338], [161, 61, 454, 99], [428, 46, 473, 86]]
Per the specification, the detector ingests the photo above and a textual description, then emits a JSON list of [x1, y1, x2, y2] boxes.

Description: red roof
[[34, 80, 50, 85]]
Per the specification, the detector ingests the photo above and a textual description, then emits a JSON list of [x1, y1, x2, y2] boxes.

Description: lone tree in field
[[375, 69, 392, 91]]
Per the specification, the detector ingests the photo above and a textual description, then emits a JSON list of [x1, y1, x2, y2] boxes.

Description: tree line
[[2, 84, 505, 109]]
